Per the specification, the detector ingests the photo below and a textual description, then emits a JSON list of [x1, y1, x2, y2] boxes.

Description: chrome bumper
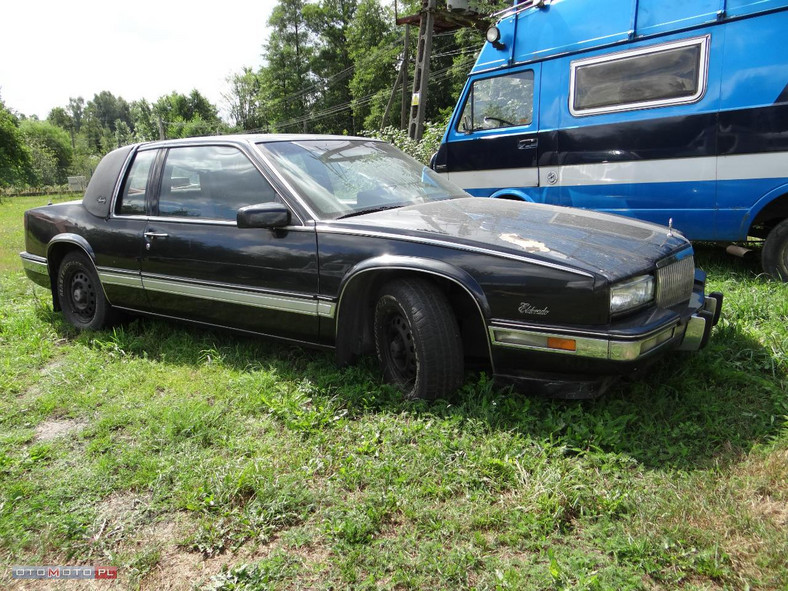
[[489, 291, 723, 361], [20, 252, 50, 288], [677, 291, 723, 351]]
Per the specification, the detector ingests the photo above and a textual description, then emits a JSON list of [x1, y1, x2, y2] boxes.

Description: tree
[[19, 119, 73, 184], [68, 97, 85, 133], [259, 0, 315, 132], [347, 0, 400, 129], [48, 106, 76, 148], [87, 91, 131, 133], [130, 99, 158, 142], [304, 0, 358, 133], [153, 90, 223, 139], [224, 67, 265, 131], [0, 97, 32, 187]]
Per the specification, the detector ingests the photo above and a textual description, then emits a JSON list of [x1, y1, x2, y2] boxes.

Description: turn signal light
[[547, 337, 577, 351]]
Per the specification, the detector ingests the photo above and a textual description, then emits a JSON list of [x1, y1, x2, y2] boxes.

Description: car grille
[[655, 254, 695, 308]]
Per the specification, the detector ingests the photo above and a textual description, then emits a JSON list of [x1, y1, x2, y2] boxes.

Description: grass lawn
[[0, 195, 786, 590]]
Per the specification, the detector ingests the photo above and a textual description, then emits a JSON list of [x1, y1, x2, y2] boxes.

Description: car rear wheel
[[374, 278, 464, 400], [57, 251, 112, 330], [762, 218, 788, 281]]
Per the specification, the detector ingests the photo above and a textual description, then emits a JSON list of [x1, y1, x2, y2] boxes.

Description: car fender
[[47, 233, 97, 263], [45, 234, 109, 309], [334, 255, 493, 367], [337, 255, 491, 320]]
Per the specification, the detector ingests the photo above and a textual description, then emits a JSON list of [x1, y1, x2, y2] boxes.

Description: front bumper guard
[[676, 291, 723, 351]]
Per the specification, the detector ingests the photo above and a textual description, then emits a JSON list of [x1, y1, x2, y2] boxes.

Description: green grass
[[1, 195, 786, 589]]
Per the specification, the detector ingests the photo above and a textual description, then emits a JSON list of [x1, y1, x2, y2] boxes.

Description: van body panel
[[438, 0, 788, 257]]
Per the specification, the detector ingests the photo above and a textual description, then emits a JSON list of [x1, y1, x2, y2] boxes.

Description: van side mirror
[[237, 202, 291, 229]]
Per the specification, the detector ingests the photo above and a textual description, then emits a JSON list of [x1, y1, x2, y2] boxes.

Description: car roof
[[137, 133, 380, 149]]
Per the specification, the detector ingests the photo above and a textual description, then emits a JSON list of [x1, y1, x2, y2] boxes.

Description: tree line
[[1, 90, 226, 191], [1, 0, 504, 192]]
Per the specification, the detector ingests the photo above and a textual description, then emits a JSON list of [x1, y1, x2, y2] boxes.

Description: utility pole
[[395, 0, 489, 140], [408, 0, 436, 141]]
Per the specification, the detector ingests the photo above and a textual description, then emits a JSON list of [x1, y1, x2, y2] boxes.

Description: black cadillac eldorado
[[20, 135, 722, 399]]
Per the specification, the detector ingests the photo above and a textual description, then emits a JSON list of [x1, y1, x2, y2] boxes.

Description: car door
[[139, 143, 320, 342]]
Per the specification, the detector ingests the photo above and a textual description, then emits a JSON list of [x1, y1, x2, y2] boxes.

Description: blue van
[[432, 0, 788, 279]]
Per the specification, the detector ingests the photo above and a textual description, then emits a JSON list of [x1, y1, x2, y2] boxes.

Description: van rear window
[[570, 36, 708, 116]]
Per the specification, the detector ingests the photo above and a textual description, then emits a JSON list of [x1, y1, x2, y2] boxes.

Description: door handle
[[144, 231, 169, 239], [518, 138, 538, 150]]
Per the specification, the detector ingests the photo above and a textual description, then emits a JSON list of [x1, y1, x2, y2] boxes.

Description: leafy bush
[[362, 117, 449, 165]]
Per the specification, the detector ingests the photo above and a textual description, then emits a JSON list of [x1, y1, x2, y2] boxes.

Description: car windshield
[[256, 139, 467, 220]]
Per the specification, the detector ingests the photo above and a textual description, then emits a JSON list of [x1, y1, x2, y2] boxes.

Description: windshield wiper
[[337, 204, 405, 219]]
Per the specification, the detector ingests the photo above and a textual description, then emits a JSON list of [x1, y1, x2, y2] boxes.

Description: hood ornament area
[[667, 217, 674, 237]]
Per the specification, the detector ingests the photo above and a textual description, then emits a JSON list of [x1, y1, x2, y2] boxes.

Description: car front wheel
[[374, 278, 463, 400], [762, 218, 788, 281], [57, 251, 112, 330]]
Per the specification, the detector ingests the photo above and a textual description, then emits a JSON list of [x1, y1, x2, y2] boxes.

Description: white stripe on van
[[447, 167, 539, 189], [445, 151, 788, 190]]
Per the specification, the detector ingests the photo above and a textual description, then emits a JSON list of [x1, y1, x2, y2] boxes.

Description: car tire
[[57, 251, 112, 330], [374, 278, 464, 400], [762, 218, 788, 281]]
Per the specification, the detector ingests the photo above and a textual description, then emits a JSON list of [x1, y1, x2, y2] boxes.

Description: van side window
[[571, 36, 708, 116], [457, 70, 534, 132]]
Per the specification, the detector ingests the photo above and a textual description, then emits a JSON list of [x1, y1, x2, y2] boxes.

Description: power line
[[262, 54, 477, 133]]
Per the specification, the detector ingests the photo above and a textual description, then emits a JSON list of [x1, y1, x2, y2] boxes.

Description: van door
[[438, 64, 541, 199]]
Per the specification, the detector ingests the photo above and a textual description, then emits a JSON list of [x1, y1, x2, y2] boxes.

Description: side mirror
[[237, 202, 291, 229]]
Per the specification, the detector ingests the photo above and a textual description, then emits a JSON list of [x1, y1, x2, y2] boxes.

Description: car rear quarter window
[[117, 149, 156, 215], [156, 146, 279, 220]]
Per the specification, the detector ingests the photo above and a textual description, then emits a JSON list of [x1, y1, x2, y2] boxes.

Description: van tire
[[762, 218, 788, 281]]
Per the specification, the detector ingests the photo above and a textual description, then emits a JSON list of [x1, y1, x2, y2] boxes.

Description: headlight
[[610, 274, 655, 315]]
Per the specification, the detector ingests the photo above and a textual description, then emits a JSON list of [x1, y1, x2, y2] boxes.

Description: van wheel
[[373, 278, 464, 400], [57, 251, 113, 330], [762, 219, 788, 281]]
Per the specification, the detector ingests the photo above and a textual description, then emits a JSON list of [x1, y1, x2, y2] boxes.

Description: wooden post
[[408, 0, 436, 141]]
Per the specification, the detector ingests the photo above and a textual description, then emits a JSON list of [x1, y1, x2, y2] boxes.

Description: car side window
[[156, 145, 279, 220], [117, 150, 156, 216]]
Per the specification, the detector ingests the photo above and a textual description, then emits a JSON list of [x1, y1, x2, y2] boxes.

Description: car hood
[[328, 198, 691, 281]]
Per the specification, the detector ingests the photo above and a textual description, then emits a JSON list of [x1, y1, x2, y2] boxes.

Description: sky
[[0, 0, 278, 121]]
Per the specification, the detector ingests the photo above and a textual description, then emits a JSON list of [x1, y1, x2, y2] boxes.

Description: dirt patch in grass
[[138, 519, 274, 591], [751, 497, 788, 527], [34, 418, 87, 442]]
